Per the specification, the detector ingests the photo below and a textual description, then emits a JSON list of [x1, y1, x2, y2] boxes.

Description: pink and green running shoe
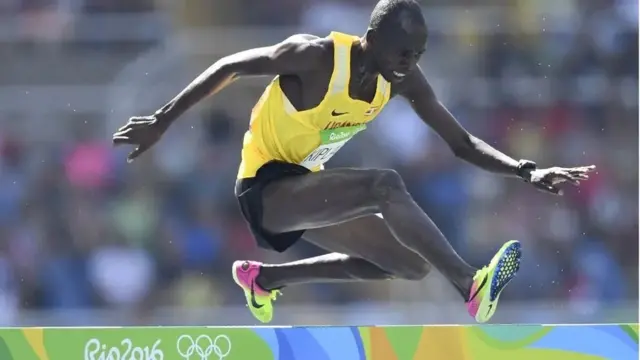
[[466, 240, 522, 323], [232, 260, 281, 323]]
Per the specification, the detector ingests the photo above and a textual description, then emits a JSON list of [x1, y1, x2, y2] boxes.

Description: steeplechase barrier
[[0, 324, 637, 359]]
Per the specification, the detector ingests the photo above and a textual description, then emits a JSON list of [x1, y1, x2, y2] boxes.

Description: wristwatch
[[516, 160, 537, 182]]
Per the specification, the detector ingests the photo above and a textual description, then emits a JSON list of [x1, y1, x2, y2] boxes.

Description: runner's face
[[370, 24, 427, 83]]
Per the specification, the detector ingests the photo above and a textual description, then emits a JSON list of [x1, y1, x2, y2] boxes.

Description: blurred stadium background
[[0, 0, 637, 326]]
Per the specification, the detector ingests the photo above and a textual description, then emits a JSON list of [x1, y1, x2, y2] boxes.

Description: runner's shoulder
[[277, 34, 333, 70]]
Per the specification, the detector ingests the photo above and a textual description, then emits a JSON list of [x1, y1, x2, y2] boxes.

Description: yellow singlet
[[237, 31, 392, 179]]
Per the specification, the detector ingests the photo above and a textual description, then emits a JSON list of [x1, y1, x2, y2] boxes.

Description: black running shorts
[[235, 160, 311, 253]]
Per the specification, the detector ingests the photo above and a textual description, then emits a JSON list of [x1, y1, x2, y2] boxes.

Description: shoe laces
[[270, 289, 282, 301], [473, 266, 488, 282]]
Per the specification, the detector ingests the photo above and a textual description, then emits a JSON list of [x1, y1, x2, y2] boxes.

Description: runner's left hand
[[528, 165, 596, 195]]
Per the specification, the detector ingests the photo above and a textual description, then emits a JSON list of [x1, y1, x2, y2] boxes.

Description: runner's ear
[[364, 28, 376, 45]]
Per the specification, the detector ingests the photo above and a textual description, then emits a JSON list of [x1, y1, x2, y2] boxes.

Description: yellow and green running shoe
[[466, 240, 522, 323], [232, 260, 281, 323]]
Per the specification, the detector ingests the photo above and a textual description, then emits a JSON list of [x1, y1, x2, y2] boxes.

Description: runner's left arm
[[398, 65, 530, 180]]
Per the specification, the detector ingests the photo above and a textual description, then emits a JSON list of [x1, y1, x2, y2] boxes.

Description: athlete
[[113, 0, 595, 324]]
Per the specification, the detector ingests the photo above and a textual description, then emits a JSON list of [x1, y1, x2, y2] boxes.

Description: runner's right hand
[[112, 114, 170, 163]]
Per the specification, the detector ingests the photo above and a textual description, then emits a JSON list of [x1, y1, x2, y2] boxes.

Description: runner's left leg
[[233, 214, 431, 323]]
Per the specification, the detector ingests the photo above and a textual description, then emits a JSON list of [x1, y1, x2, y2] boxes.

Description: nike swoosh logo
[[331, 110, 348, 116], [250, 282, 264, 309], [468, 274, 488, 302], [487, 303, 493, 314]]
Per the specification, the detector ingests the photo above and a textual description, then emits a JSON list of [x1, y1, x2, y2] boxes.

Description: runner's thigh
[[261, 168, 390, 233]]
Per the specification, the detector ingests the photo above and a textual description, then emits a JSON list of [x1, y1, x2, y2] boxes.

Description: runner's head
[[365, 0, 427, 83]]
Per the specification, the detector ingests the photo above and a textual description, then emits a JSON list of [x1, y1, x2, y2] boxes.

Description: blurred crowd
[[0, 0, 637, 325]]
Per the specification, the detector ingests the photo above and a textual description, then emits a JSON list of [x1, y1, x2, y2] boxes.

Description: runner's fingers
[[118, 119, 151, 132], [127, 119, 152, 125], [567, 169, 585, 176], [569, 165, 596, 174], [127, 115, 152, 123], [112, 136, 131, 145], [113, 127, 133, 137], [559, 172, 580, 185]]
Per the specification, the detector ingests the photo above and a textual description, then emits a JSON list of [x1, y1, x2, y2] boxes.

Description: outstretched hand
[[528, 165, 596, 195], [112, 115, 170, 163]]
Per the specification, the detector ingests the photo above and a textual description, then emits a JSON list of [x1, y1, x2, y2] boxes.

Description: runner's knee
[[370, 169, 408, 204]]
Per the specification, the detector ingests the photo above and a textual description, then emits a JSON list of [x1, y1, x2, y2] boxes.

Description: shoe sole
[[476, 240, 522, 323]]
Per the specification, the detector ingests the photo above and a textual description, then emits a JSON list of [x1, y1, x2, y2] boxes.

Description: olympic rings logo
[[176, 334, 231, 360]]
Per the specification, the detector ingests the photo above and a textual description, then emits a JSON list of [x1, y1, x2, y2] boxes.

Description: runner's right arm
[[155, 36, 325, 125], [112, 35, 325, 162]]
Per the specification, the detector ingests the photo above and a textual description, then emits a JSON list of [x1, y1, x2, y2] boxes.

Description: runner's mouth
[[392, 71, 406, 78]]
